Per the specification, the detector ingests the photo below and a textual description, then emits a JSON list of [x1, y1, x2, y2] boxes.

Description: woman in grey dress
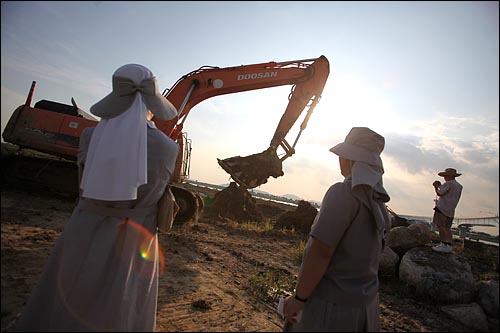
[[283, 127, 391, 332], [15, 64, 179, 332]]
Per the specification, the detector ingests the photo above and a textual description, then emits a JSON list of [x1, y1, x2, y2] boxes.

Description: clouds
[[381, 113, 499, 216], [384, 117, 498, 179]]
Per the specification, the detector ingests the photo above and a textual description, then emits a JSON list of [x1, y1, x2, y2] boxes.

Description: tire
[[171, 186, 199, 225]]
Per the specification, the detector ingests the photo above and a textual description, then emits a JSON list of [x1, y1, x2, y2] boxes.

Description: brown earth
[[1, 173, 499, 332]]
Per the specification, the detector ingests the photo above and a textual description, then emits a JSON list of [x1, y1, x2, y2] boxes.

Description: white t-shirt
[[436, 179, 463, 217]]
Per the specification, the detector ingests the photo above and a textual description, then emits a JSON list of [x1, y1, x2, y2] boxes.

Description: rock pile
[[379, 219, 499, 332]]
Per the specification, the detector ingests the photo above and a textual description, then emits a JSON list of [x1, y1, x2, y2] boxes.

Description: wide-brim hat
[[438, 168, 462, 177], [329, 127, 385, 167], [90, 64, 177, 121]]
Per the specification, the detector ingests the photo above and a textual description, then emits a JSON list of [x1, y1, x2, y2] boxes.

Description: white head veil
[[80, 64, 177, 201]]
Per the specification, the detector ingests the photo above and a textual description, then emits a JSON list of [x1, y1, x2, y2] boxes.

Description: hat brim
[[90, 90, 177, 121], [438, 171, 462, 177], [143, 92, 178, 121], [330, 142, 383, 167]]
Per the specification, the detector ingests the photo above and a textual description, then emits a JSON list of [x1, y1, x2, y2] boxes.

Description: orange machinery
[[3, 56, 330, 222]]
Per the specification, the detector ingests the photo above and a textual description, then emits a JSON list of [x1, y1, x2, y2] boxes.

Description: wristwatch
[[294, 294, 308, 303]]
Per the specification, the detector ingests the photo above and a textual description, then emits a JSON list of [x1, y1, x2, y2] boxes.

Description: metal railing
[[396, 214, 499, 228], [454, 216, 499, 227]]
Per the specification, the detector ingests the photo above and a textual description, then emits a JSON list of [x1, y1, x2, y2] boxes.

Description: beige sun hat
[[438, 168, 462, 177], [90, 63, 177, 120], [329, 127, 385, 167]]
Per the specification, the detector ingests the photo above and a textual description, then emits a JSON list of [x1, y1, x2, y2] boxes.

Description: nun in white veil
[[16, 64, 179, 332], [283, 127, 391, 332]]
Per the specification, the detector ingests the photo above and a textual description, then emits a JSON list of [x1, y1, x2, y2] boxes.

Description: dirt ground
[[1, 183, 499, 332]]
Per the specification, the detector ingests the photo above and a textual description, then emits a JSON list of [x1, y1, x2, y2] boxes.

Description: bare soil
[[1, 175, 499, 332]]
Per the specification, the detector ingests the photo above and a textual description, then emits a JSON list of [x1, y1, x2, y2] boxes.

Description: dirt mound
[[210, 184, 318, 231], [256, 202, 289, 220], [275, 200, 318, 234], [210, 182, 264, 222]]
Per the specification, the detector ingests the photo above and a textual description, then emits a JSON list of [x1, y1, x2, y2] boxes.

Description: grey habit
[[15, 124, 178, 332], [289, 174, 390, 332]]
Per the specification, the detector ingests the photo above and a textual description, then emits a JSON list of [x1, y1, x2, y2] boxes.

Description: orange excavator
[[2, 55, 330, 223]]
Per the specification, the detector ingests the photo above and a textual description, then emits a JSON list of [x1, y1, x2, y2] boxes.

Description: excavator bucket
[[217, 147, 284, 189]]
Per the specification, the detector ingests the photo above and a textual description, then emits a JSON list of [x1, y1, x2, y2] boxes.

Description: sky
[[1, 1, 499, 222]]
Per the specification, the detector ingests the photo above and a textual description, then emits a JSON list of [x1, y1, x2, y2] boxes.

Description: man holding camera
[[431, 168, 463, 253]]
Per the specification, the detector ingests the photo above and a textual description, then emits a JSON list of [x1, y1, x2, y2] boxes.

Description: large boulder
[[476, 280, 499, 318], [441, 303, 489, 332], [386, 223, 432, 256], [399, 247, 475, 304], [379, 245, 400, 277]]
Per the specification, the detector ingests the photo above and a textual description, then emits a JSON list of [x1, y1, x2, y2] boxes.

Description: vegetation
[[239, 219, 275, 233], [288, 239, 306, 265], [246, 267, 295, 303]]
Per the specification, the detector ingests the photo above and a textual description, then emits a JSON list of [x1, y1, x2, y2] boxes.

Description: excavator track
[[1, 142, 202, 224], [1, 143, 79, 198]]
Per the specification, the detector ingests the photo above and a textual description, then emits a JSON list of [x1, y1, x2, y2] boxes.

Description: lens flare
[[116, 219, 165, 274], [55, 218, 165, 330]]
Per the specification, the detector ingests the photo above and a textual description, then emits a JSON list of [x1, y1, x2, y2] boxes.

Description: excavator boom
[[156, 55, 330, 188]]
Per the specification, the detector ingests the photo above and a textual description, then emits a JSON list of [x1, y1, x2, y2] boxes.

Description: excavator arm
[[155, 55, 330, 188]]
